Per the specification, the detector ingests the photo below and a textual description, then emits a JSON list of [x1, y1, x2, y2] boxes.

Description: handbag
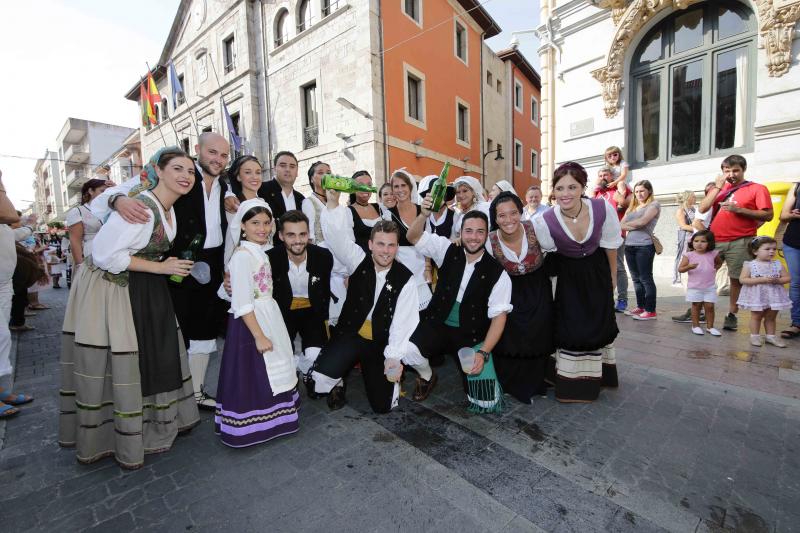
[[647, 229, 663, 255]]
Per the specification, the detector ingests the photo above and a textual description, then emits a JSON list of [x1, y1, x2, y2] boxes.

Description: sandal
[[9, 325, 34, 332], [0, 403, 20, 419], [0, 390, 34, 405], [27, 304, 50, 310], [781, 325, 800, 339]]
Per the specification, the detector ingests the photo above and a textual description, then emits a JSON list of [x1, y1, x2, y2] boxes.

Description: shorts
[[716, 237, 750, 279], [686, 286, 717, 303]]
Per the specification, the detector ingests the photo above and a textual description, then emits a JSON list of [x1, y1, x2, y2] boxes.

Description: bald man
[[92, 133, 231, 409]]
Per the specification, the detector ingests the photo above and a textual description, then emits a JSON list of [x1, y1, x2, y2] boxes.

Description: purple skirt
[[215, 315, 299, 448]]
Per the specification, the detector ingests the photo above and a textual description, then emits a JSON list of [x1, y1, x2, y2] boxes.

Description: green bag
[[466, 350, 506, 414]]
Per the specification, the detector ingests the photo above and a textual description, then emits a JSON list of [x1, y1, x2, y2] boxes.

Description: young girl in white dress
[[215, 198, 299, 447], [738, 236, 792, 348]]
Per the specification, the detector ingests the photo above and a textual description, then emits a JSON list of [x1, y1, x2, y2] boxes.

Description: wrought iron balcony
[[303, 124, 319, 149]]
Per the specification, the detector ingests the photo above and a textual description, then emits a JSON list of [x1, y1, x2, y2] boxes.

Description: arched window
[[629, 0, 755, 165], [274, 8, 288, 47], [297, 0, 311, 33]]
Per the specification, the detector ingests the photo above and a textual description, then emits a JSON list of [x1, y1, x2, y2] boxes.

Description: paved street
[[1, 285, 799, 532]]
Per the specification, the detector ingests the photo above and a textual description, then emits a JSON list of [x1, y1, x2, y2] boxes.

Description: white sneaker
[[706, 328, 722, 337], [691, 326, 704, 335], [750, 335, 763, 347], [765, 335, 787, 348]]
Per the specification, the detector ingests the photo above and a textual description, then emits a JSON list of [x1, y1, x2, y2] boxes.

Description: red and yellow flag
[[144, 72, 161, 125], [139, 82, 152, 126]]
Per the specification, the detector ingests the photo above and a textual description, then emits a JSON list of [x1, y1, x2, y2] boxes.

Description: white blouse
[[92, 191, 177, 274], [453, 201, 491, 235], [415, 232, 513, 318], [228, 240, 271, 318], [65, 205, 103, 257], [531, 198, 623, 253], [320, 205, 420, 360]]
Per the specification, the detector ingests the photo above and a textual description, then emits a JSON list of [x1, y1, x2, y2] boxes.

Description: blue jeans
[[625, 244, 657, 313], [784, 243, 800, 326]]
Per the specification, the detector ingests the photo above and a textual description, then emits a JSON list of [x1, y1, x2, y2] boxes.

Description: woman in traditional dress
[[347, 170, 382, 253], [383, 169, 432, 308], [453, 176, 491, 237], [224, 155, 274, 263], [532, 162, 623, 403], [215, 198, 299, 447], [66, 178, 109, 271], [487, 192, 554, 403], [301, 161, 331, 244], [59, 148, 200, 469]]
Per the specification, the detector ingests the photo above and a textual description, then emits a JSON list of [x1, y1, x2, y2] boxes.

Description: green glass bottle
[[429, 162, 451, 212], [169, 233, 204, 283], [321, 174, 377, 194]]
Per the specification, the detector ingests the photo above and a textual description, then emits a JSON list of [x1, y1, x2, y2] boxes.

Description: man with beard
[[267, 210, 333, 398], [311, 190, 423, 413], [94, 134, 231, 409], [403, 196, 512, 402]]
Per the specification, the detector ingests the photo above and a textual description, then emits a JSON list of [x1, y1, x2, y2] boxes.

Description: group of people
[[48, 132, 623, 468], [2, 129, 793, 469]]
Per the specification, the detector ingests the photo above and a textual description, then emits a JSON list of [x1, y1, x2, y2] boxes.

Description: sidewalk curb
[[0, 332, 19, 448]]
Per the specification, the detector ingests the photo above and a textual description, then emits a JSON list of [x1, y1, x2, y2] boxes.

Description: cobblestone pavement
[[1, 286, 799, 532]]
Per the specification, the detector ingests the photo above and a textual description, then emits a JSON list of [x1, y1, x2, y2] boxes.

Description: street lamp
[[483, 147, 504, 163]]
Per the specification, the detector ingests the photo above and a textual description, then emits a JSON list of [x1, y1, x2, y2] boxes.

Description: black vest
[[430, 209, 455, 238], [348, 204, 381, 253], [424, 244, 505, 346], [169, 165, 228, 272], [267, 244, 333, 323], [261, 179, 305, 232], [387, 205, 422, 246], [336, 257, 413, 344]]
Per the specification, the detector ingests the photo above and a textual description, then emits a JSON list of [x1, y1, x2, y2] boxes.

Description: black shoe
[[412, 372, 438, 401], [303, 373, 319, 400], [723, 313, 738, 331], [327, 385, 346, 410]]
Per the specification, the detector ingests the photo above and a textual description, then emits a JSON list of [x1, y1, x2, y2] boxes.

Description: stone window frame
[[627, 0, 757, 168], [454, 18, 468, 66], [402, 0, 423, 28], [403, 62, 427, 130], [455, 96, 471, 148], [514, 139, 523, 172]]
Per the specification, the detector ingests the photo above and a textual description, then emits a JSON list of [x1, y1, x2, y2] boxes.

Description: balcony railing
[[66, 168, 88, 187], [64, 143, 90, 164], [303, 124, 319, 149]]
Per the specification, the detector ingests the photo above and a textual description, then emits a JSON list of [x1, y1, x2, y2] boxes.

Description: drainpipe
[[511, 64, 516, 189], [377, 0, 389, 184], [479, 32, 485, 187], [256, 0, 274, 171]]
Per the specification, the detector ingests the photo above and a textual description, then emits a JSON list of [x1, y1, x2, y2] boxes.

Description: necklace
[[150, 191, 171, 224], [562, 200, 583, 223]]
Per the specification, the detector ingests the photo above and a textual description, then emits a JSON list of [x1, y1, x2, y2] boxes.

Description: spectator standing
[[696, 155, 773, 331], [779, 181, 800, 339], [621, 180, 661, 320], [673, 190, 697, 285]]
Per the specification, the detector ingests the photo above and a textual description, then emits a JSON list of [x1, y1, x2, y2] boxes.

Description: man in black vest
[[224, 151, 305, 240], [108, 134, 230, 409], [404, 196, 512, 401], [267, 210, 333, 398], [310, 190, 423, 413]]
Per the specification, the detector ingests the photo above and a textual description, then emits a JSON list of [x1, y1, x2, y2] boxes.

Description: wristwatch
[[477, 349, 490, 362], [108, 193, 125, 210]]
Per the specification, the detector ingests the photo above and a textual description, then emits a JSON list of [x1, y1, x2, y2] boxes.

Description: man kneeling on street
[[404, 195, 512, 400], [311, 189, 424, 413]]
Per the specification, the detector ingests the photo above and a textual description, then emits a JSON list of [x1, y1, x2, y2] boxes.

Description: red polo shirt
[[709, 181, 772, 242]]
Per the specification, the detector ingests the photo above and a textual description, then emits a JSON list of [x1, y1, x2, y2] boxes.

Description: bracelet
[[108, 193, 124, 210], [477, 349, 490, 362]]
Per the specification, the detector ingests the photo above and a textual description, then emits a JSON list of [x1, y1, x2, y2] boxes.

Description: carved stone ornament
[[592, 0, 800, 117]]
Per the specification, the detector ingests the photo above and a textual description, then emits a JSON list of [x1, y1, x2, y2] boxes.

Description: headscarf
[[390, 168, 419, 204], [453, 176, 486, 204], [494, 180, 515, 195], [229, 198, 272, 248], [129, 146, 184, 197]]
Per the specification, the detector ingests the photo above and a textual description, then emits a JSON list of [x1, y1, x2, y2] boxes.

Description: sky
[[0, 0, 539, 208]]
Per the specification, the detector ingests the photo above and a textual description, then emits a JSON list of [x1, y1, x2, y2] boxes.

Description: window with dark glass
[[274, 10, 288, 47], [407, 75, 422, 122], [303, 82, 318, 149], [629, 1, 754, 164], [177, 74, 186, 105], [404, 0, 420, 23], [298, 0, 311, 32], [457, 103, 468, 142], [455, 22, 467, 63], [223, 35, 235, 73]]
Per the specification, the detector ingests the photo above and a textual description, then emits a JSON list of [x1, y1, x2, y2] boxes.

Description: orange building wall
[[509, 69, 541, 196], [382, 1, 483, 182]]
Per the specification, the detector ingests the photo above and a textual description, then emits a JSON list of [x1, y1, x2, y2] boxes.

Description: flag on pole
[[222, 100, 242, 153], [139, 82, 149, 127], [147, 72, 162, 113], [169, 60, 183, 110]]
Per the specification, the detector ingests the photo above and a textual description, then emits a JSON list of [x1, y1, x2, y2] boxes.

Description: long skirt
[[59, 263, 200, 469], [493, 266, 555, 403], [549, 248, 619, 403], [215, 315, 300, 448]]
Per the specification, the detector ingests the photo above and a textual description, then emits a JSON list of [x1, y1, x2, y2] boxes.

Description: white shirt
[[415, 232, 513, 318], [90, 175, 140, 222], [694, 208, 711, 230], [426, 210, 455, 239], [321, 205, 419, 360], [531, 199, 623, 252], [92, 191, 177, 274], [485, 230, 529, 263], [522, 204, 549, 221], [453, 201, 491, 235], [201, 174, 223, 248], [65, 205, 102, 257], [288, 258, 310, 298], [0, 225, 33, 283], [282, 189, 297, 211], [228, 240, 271, 318]]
